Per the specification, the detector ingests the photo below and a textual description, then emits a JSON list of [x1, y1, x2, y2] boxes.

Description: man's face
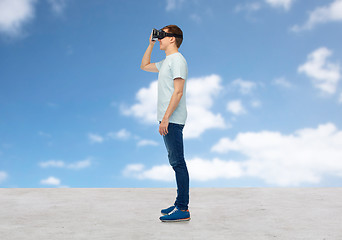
[[158, 28, 173, 50]]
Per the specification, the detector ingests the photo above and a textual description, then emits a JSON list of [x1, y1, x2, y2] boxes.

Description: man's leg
[[172, 161, 189, 210], [162, 122, 189, 211]]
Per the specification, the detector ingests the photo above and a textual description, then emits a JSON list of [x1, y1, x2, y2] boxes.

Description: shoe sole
[[160, 217, 191, 222]]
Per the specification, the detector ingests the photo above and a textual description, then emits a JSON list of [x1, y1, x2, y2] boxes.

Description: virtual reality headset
[[151, 28, 183, 41]]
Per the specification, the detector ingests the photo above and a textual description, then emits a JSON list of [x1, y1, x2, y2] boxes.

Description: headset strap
[[165, 32, 183, 39]]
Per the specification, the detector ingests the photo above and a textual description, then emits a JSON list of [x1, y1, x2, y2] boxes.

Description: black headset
[[151, 28, 183, 41]]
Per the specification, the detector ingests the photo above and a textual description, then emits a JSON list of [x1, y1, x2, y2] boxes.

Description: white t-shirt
[[155, 52, 188, 125]]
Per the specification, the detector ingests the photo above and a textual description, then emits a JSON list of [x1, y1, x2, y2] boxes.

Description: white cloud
[[265, 0, 295, 11], [40, 176, 61, 185], [39, 160, 65, 168], [250, 100, 262, 108], [0, 0, 37, 37], [211, 138, 235, 154], [124, 123, 342, 186], [123, 158, 243, 182], [272, 77, 293, 88], [39, 158, 92, 170], [137, 139, 159, 147], [211, 122, 342, 186], [187, 158, 243, 181], [166, 0, 185, 11], [0, 171, 8, 183], [122, 164, 144, 176], [291, 0, 342, 32], [236, 0, 293, 15], [227, 100, 247, 115], [121, 81, 158, 124], [184, 74, 226, 138], [108, 129, 131, 140], [231, 78, 257, 95], [47, 0, 67, 15], [235, 2, 261, 13], [122, 74, 226, 139], [88, 133, 104, 143], [123, 163, 173, 181], [67, 158, 91, 170], [107, 129, 156, 147], [298, 47, 340, 95]]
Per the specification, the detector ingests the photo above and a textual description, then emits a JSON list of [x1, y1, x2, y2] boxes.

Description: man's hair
[[162, 25, 183, 49]]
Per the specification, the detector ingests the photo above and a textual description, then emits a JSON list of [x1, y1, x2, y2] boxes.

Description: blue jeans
[[160, 122, 189, 211]]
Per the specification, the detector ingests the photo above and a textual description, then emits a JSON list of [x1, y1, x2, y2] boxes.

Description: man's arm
[[159, 78, 185, 136], [140, 33, 159, 72]]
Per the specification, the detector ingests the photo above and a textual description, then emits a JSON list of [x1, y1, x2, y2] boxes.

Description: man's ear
[[169, 36, 176, 44]]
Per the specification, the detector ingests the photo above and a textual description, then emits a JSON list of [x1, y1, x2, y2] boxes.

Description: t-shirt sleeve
[[155, 59, 164, 71], [170, 57, 187, 80]]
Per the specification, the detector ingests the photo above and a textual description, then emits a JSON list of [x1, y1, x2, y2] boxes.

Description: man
[[140, 25, 190, 222]]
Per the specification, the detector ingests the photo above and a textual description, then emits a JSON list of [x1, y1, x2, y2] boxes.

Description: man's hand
[[149, 31, 156, 46], [159, 118, 169, 136]]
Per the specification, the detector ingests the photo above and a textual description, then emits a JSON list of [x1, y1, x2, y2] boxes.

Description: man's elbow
[[175, 91, 183, 97]]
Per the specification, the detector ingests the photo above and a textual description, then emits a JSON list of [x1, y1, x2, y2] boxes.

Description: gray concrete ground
[[0, 188, 341, 240]]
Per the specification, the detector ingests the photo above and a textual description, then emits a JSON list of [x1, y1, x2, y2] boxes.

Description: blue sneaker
[[161, 205, 176, 216], [160, 206, 191, 222]]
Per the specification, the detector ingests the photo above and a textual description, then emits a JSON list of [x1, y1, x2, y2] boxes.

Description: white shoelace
[[169, 206, 179, 215]]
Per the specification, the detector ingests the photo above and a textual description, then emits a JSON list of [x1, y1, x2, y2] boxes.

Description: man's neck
[[165, 47, 179, 57]]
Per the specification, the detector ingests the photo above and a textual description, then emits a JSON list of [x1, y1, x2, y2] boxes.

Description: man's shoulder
[[170, 52, 187, 63], [175, 52, 185, 58]]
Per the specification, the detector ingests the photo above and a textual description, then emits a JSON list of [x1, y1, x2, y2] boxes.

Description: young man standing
[[140, 25, 190, 222]]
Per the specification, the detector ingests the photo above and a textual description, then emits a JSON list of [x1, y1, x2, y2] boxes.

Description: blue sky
[[1, 0, 342, 188]]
